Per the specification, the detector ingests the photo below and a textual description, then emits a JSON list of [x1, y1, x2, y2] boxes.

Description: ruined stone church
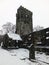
[[16, 6, 33, 36]]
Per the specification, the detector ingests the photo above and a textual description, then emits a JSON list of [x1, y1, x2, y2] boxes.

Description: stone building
[[16, 6, 33, 36], [2, 33, 22, 48]]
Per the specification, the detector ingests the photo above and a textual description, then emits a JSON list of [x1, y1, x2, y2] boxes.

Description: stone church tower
[[16, 6, 33, 36]]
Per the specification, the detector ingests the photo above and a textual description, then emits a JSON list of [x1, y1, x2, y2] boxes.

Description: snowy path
[[0, 48, 49, 65], [35, 51, 49, 64]]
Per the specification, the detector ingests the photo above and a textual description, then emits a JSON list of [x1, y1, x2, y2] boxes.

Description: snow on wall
[[46, 37, 49, 39]]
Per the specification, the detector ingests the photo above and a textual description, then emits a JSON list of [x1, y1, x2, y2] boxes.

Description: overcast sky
[[0, 0, 49, 29]]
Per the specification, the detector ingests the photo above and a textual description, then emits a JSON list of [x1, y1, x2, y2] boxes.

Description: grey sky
[[0, 0, 49, 29]]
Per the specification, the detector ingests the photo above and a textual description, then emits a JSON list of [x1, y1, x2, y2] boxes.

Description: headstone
[[29, 44, 35, 59]]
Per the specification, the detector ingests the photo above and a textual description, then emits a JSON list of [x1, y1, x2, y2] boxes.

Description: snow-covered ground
[[0, 47, 49, 65], [35, 51, 49, 65]]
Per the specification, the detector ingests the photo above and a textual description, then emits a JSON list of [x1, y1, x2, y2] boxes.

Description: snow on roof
[[8, 32, 22, 41]]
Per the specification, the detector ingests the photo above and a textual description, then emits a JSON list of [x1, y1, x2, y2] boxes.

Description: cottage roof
[[8, 32, 22, 41]]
